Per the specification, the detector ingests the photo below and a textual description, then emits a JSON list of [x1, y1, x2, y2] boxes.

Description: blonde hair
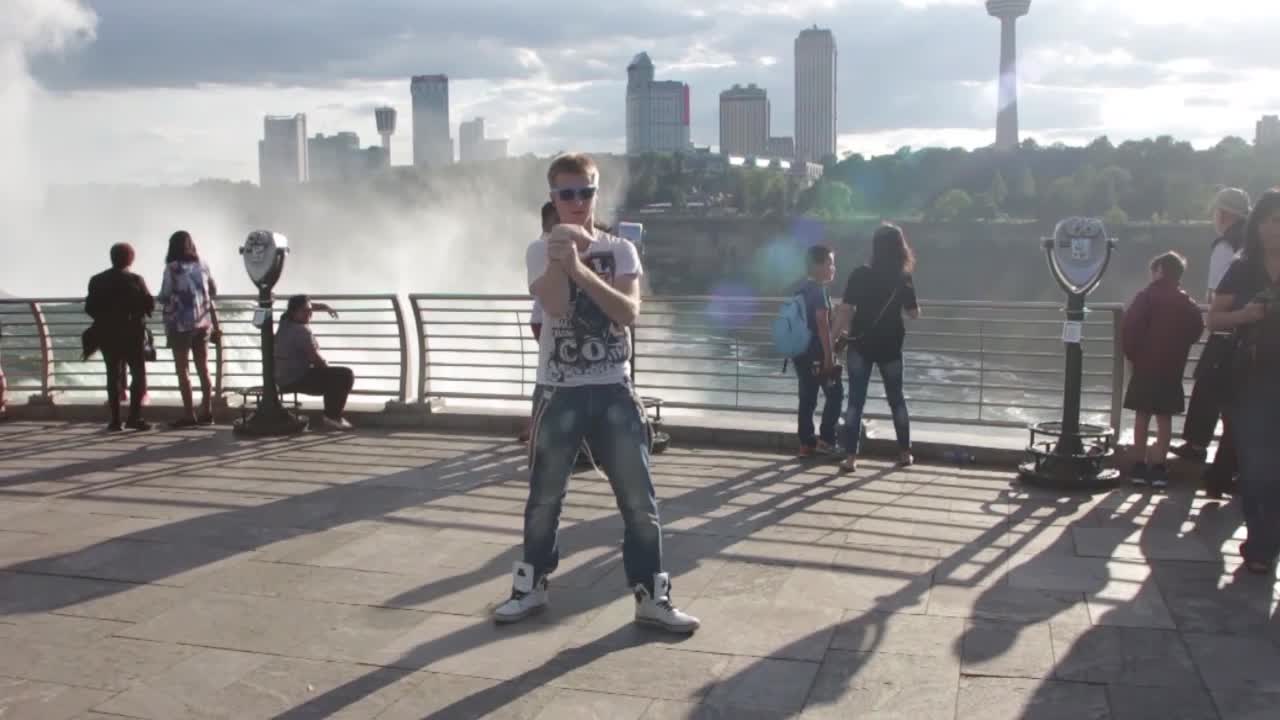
[[546, 153, 599, 186]]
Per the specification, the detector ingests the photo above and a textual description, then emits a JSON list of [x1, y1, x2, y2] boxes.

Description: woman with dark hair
[[86, 243, 155, 431], [275, 294, 354, 430], [1209, 188, 1280, 573], [157, 230, 220, 426], [832, 223, 920, 473]]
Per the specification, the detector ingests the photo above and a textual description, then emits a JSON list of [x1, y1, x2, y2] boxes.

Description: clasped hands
[[546, 224, 593, 278]]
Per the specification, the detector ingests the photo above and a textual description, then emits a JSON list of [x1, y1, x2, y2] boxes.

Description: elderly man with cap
[[1173, 188, 1250, 495]]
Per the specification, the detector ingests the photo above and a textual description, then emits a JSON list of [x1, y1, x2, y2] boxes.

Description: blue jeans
[[843, 349, 911, 455], [794, 354, 844, 447], [525, 383, 662, 593], [1234, 377, 1280, 564]]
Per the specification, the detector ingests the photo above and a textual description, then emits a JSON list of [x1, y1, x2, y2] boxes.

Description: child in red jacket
[[1122, 252, 1205, 488]]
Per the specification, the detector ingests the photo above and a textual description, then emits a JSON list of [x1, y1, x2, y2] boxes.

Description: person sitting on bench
[[275, 295, 354, 430]]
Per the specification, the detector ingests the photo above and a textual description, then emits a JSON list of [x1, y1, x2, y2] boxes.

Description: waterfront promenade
[[0, 421, 1275, 719]]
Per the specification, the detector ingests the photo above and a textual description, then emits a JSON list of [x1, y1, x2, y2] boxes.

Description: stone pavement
[[0, 421, 1276, 720]]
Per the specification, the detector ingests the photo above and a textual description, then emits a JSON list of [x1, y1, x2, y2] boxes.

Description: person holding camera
[[1210, 189, 1280, 574], [792, 245, 844, 458], [157, 231, 221, 427]]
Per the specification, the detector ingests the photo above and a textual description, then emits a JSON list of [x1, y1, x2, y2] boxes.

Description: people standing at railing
[[275, 294, 354, 431], [832, 223, 919, 474], [790, 244, 844, 458], [1121, 252, 1205, 490], [85, 243, 155, 431], [157, 231, 221, 427], [1209, 189, 1280, 574], [494, 152, 698, 634], [1175, 188, 1250, 495]]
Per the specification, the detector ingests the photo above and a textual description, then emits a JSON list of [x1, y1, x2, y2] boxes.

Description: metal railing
[[1, 292, 1219, 437], [0, 295, 406, 407], [409, 294, 1130, 431]]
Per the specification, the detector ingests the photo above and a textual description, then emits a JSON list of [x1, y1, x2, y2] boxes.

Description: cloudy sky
[[18, 0, 1280, 185]]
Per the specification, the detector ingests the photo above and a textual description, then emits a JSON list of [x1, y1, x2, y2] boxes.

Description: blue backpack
[[772, 292, 812, 359]]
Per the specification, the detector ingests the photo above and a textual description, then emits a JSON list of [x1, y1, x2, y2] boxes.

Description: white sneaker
[[493, 561, 548, 624], [634, 572, 700, 634], [321, 416, 353, 431]]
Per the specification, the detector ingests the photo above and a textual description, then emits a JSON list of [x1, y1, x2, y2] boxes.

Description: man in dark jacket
[[86, 243, 155, 431]]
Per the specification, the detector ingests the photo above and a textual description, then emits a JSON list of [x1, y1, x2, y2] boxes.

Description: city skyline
[[17, 0, 1280, 185]]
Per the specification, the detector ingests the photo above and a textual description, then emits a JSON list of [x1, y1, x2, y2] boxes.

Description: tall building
[[411, 75, 452, 167], [987, 0, 1033, 149], [1257, 115, 1280, 147], [458, 118, 509, 163], [308, 132, 359, 183], [626, 52, 691, 155], [309, 131, 391, 182], [719, 84, 769, 157], [768, 136, 795, 159], [258, 114, 308, 188], [794, 27, 837, 164]]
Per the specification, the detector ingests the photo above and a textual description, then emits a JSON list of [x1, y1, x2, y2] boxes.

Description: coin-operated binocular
[[233, 231, 307, 437], [1019, 217, 1121, 488]]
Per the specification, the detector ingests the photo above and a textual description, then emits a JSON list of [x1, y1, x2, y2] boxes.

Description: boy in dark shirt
[[1122, 252, 1205, 489], [794, 245, 844, 456]]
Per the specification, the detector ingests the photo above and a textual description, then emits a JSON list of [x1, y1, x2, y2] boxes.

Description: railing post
[[390, 296, 410, 403], [978, 318, 986, 423], [517, 308, 528, 400], [213, 299, 225, 399], [1109, 306, 1125, 433], [411, 296, 429, 403], [29, 301, 54, 404]]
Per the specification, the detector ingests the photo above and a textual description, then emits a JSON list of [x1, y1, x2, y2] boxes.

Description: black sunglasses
[[552, 186, 597, 202]]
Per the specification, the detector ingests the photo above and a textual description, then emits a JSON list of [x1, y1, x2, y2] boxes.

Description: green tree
[[927, 189, 974, 221]]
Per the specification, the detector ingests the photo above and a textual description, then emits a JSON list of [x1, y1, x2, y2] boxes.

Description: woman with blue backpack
[[157, 230, 221, 427], [832, 224, 920, 473]]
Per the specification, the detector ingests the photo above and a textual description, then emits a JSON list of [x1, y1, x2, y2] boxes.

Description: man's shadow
[[275, 458, 896, 719]]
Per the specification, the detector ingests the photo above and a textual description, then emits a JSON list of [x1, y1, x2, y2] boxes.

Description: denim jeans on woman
[[1233, 376, 1280, 565], [843, 348, 911, 455], [525, 382, 662, 594]]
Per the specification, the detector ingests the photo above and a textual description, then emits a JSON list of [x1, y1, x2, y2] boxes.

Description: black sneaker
[[106, 421, 123, 432], [1129, 462, 1150, 486], [125, 419, 152, 431], [1148, 464, 1170, 490], [1172, 443, 1208, 463]]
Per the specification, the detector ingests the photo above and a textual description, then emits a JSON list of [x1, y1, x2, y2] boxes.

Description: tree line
[[626, 135, 1280, 224]]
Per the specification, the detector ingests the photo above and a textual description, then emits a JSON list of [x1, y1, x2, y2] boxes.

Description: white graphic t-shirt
[[526, 229, 642, 387]]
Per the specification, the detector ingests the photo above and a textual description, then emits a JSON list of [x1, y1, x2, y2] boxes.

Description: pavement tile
[[955, 677, 1109, 720], [1107, 684, 1220, 720], [1050, 624, 1200, 688], [0, 677, 115, 720], [960, 619, 1055, 679], [800, 650, 958, 720]]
